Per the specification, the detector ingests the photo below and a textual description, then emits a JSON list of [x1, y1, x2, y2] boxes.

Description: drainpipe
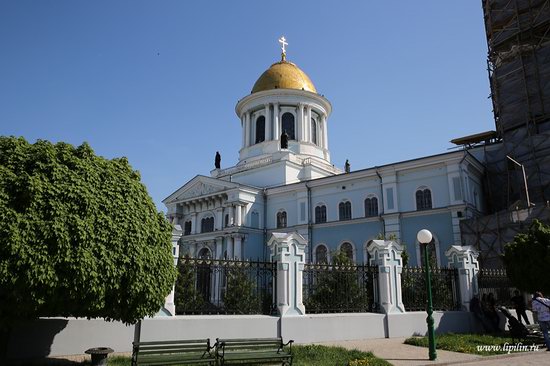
[[376, 168, 385, 238], [306, 182, 312, 263], [263, 188, 268, 260]]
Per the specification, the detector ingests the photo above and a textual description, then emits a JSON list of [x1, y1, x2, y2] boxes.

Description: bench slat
[[133, 339, 214, 366], [135, 339, 209, 346]]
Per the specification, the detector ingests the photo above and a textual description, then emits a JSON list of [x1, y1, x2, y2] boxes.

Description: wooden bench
[[132, 339, 216, 366], [215, 337, 293, 365]]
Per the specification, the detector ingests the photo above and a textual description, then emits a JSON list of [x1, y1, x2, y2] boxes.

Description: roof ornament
[[279, 36, 288, 61]]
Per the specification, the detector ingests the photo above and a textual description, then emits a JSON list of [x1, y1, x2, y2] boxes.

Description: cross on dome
[[279, 36, 288, 60]]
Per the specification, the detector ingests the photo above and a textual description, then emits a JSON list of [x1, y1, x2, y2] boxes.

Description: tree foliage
[[0, 137, 176, 326], [502, 219, 550, 294], [305, 251, 369, 312], [223, 267, 261, 314], [174, 258, 205, 314]]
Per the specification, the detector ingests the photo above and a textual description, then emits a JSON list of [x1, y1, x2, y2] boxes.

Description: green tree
[[0, 137, 176, 354], [305, 251, 369, 312], [374, 233, 409, 266], [502, 219, 550, 294], [174, 258, 205, 314], [223, 266, 261, 314]]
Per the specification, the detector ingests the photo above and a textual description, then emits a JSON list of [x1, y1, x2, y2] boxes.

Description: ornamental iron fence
[[174, 258, 276, 315], [477, 268, 516, 307], [401, 266, 461, 311], [302, 263, 379, 313]]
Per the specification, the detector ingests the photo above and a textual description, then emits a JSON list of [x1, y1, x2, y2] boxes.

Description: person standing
[[511, 290, 530, 325], [531, 291, 550, 351]]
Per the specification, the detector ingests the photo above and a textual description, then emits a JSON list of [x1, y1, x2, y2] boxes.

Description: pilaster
[[367, 240, 405, 313], [445, 245, 479, 311], [164, 225, 183, 316], [267, 232, 307, 316]]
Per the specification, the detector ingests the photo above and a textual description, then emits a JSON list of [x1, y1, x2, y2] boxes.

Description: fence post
[[445, 245, 479, 311], [367, 240, 405, 313], [164, 225, 183, 316], [267, 232, 307, 316]]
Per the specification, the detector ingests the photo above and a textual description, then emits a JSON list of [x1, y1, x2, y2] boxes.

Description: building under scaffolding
[[459, 0, 550, 267]]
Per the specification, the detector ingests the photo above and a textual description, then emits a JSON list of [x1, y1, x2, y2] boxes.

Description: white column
[[235, 204, 242, 226], [245, 112, 251, 147], [265, 104, 271, 141], [445, 245, 480, 311], [228, 205, 234, 226], [226, 236, 234, 259], [190, 212, 197, 234], [216, 208, 223, 230], [322, 114, 328, 149], [296, 103, 303, 141], [367, 240, 405, 314], [273, 103, 280, 140], [241, 115, 246, 148], [215, 236, 223, 259], [306, 106, 312, 143], [267, 232, 307, 316], [234, 235, 242, 259]]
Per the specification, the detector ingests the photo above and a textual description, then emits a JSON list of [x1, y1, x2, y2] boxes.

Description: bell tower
[[211, 37, 340, 187]]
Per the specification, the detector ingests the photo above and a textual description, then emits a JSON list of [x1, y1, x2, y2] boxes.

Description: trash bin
[[85, 347, 114, 366]]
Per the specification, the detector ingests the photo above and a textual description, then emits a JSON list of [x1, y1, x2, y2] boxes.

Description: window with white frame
[[200, 216, 214, 232], [364, 196, 378, 217], [184, 220, 192, 235], [315, 204, 327, 223], [340, 242, 354, 262], [415, 187, 432, 210], [339, 201, 352, 221], [276, 211, 287, 228], [281, 113, 295, 140], [255, 116, 265, 143], [315, 245, 328, 264], [311, 118, 317, 145]]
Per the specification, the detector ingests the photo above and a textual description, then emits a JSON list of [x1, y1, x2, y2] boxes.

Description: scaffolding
[[460, 0, 550, 266]]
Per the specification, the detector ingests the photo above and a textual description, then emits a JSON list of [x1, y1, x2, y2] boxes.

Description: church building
[[163, 38, 487, 267]]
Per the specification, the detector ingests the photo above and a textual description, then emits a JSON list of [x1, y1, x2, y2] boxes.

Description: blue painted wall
[[311, 220, 383, 263], [401, 212, 454, 267]]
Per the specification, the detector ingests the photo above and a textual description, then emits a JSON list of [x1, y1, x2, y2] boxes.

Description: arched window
[[281, 113, 295, 140], [255, 116, 265, 143], [251, 211, 260, 228], [315, 205, 327, 223], [416, 187, 433, 210], [311, 118, 317, 145], [276, 211, 287, 228], [419, 238, 437, 267], [184, 221, 192, 235], [340, 242, 354, 262], [364, 197, 378, 217], [224, 214, 229, 227], [315, 245, 328, 264], [198, 247, 211, 259], [201, 216, 214, 233], [339, 201, 352, 221]]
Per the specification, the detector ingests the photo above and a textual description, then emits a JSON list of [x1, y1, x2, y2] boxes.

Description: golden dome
[[251, 58, 317, 94]]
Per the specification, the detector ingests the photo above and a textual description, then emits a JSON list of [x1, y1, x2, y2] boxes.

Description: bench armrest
[[278, 339, 293, 354]]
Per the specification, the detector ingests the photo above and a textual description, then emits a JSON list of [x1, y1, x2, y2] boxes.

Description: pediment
[[164, 176, 241, 204], [179, 181, 225, 199]]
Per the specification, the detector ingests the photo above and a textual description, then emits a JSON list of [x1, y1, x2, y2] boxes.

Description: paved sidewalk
[[317, 337, 550, 366]]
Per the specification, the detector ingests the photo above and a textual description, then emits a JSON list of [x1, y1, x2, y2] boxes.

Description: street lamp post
[[417, 229, 437, 361]]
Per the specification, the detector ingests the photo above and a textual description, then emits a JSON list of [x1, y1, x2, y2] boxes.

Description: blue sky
[[0, 1, 493, 211]]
